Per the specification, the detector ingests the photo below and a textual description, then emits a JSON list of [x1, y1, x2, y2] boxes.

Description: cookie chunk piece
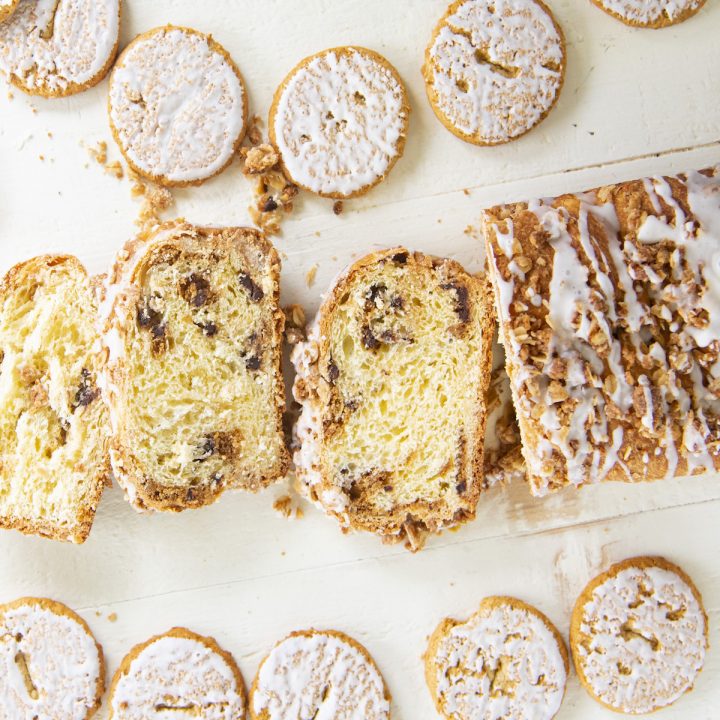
[[590, 0, 707, 28], [571, 556, 708, 714], [292, 248, 494, 550], [425, 597, 568, 720], [423, 0, 565, 146], [269, 46, 410, 198], [0, 0, 19, 24], [108, 25, 248, 186], [0, 0, 120, 97], [483, 165, 720, 494], [0, 597, 104, 720], [0, 255, 110, 542], [250, 629, 390, 720], [109, 627, 246, 719], [101, 222, 289, 512]]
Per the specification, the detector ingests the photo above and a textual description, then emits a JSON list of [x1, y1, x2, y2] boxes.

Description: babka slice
[[101, 222, 289, 511], [292, 248, 494, 550], [0, 255, 110, 542]]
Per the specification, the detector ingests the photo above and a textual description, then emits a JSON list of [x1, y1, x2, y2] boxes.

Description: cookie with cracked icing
[[0, 597, 105, 720], [423, 0, 565, 146], [108, 25, 248, 187], [291, 248, 494, 551], [250, 629, 391, 720], [0, 0, 19, 24], [590, 0, 707, 28], [108, 627, 246, 719], [425, 596, 568, 720], [269, 46, 410, 199], [571, 556, 708, 714], [0, 0, 120, 97], [100, 221, 289, 512]]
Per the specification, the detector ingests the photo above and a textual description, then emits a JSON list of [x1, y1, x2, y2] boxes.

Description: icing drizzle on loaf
[[485, 166, 720, 493]]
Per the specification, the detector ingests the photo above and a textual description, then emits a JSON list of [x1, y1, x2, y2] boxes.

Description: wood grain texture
[[0, 1, 718, 717]]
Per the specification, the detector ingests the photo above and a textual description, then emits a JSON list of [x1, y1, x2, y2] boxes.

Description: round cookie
[[571, 556, 708, 714], [108, 25, 248, 187], [108, 627, 246, 719], [269, 46, 410, 199], [0, 597, 105, 720], [589, 0, 707, 28], [423, 0, 566, 146], [250, 629, 391, 720], [425, 597, 568, 720], [0, 0, 120, 97], [0, 0, 19, 25]]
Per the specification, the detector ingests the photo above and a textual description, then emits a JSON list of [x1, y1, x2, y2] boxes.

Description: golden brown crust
[[0, 596, 105, 720], [108, 626, 246, 719], [0, 255, 110, 543], [589, 0, 707, 28], [294, 247, 494, 549], [425, 596, 568, 720], [104, 222, 289, 512], [6, 0, 121, 98], [268, 46, 410, 199], [249, 628, 392, 720], [422, 0, 566, 147], [0, 0, 19, 24], [570, 556, 709, 714], [107, 24, 248, 188]]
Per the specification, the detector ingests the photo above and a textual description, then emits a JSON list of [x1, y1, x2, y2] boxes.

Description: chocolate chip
[[245, 355, 261, 371], [391, 251, 408, 264], [238, 272, 264, 302], [456, 480, 467, 494], [179, 273, 212, 307], [390, 295, 404, 310], [137, 304, 162, 329], [361, 325, 380, 350], [384, 485, 393, 492], [328, 359, 339, 383], [73, 368, 98, 409], [347, 483, 362, 501], [262, 197, 278, 212], [194, 321, 217, 336], [365, 283, 387, 304], [194, 436, 215, 462], [441, 283, 470, 323], [186, 488, 196, 502]]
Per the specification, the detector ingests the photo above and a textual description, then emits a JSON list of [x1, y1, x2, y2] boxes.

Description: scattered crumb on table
[[305, 264, 318, 288], [107, 612, 118, 623]]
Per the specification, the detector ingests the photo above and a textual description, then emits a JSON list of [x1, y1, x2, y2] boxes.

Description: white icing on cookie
[[575, 561, 707, 713], [485, 166, 720, 493], [108, 27, 246, 185], [594, 0, 705, 26], [0, 600, 102, 720], [110, 632, 245, 720], [0, 0, 119, 96], [426, 0, 564, 145], [271, 47, 408, 198], [251, 631, 390, 720], [430, 599, 566, 720]]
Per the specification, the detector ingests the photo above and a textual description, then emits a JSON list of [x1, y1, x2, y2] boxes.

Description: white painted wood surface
[[1, 1, 719, 717]]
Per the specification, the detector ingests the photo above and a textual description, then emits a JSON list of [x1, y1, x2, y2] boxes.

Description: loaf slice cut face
[[292, 248, 494, 549], [102, 222, 289, 511], [0, 255, 110, 542]]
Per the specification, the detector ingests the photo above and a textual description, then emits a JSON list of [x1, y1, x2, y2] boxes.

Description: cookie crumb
[[333, 200, 344, 215], [305, 264, 318, 288], [107, 612, 118, 623], [105, 161, 124, 180], [129, 170, 175, 229], [283, 304, 306, 345], [273, 494, 303, 520], [463, 188, 470, 196], [87, 141, 108, 166]]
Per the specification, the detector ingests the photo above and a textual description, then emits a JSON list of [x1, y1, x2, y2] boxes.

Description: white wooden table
[[1, 1, 719, 717]]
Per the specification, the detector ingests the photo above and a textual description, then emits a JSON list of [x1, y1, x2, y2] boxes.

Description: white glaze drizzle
[[427, 0, 564, 144], [252, 632, 389, 720], [109, 27, 245, 184], [0, 602, 101, 720], [110, 634, 244, 720], [273, 48, 407, 196], [595, 0, 704, 25], [576, 564, 706, 713], [0, 0, 118, 94], [431, 601, 566, 720]]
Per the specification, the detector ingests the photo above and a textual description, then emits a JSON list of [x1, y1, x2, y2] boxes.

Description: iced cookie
[[424, 0, 565, 145], [0, 0, 120, 97], [571, 556, 708, 714], [425, 597, 568, 720], [590, 0, 707, 28], [0, 597, 104, 720], [108, 627, 246, 719], [269, 46, 410, 199], [250, 629, 391, 720], [108, 25, 248, 187]]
